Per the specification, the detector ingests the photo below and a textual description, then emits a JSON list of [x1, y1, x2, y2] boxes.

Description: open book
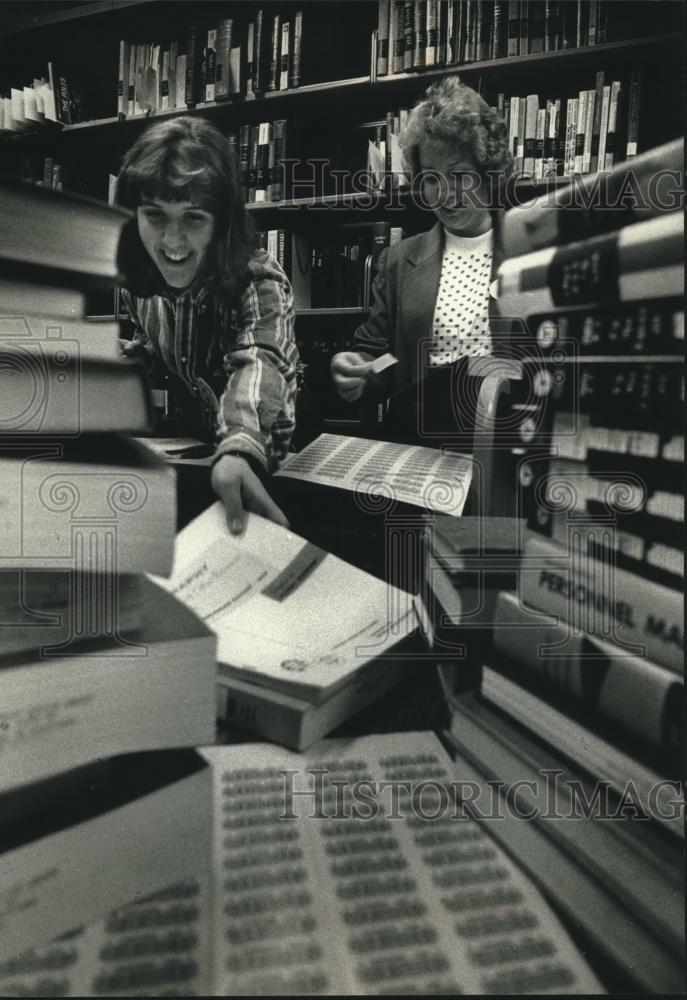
[[1, 733, 603, 995], [151, 502, 423, 702]]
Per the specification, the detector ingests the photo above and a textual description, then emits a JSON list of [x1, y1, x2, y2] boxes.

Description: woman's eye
[[186, 214, 210, 225], [142, 210, 163, 223]]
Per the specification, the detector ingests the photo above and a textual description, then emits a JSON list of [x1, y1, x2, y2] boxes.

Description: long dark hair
[[116, 116, 260, 298]]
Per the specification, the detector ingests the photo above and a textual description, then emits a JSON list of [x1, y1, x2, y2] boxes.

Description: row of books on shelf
[[259, 221, 405, 309], [373, 0, 612, 77], [116, 10, 304, 119], [0, 64, 79, 132], [499, 70, 640, 178]]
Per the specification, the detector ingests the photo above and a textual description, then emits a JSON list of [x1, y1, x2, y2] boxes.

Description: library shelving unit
[[0, 0, 683, 436]]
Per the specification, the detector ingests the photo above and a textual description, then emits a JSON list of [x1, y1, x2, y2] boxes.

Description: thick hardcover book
[[544, 0, 561, 49], [1, 577, 215, 793], [492, 589, 683, 755], [184, 25, 203, 106], [377, 0, 391, 73], [217, 653, 413, 750], [0, 570, 140, 658], [518, 0, 529, 53], [403, 0, 415, 69], [497, 210, 684, 314], [151, 501, 421, 703], [520, 532, 684, 675], [0, 178, 131, 285], [252, 8, 269, 95], [526, 299, 684, 357], [238, 122, 251, 200], [392, 0, 405, 70], [247, 123, 260, 200], [492, 0, 507, 57], [603, 79, 622, 170], [522, 93, 539, 177], [413, 0, 427, 68], [0, 750, 211, 963], [475, 0, 492, 60], [116, 40, 130, 115], [289, 9, 303, 87], [529, 0, 545, 52], [507, 0, 520, 55], [0, 315, 152, 435], [255, 121, 272, 201], [425, 0, 438, 66], [589, 69, 605, 172], [625, 70, 641, 158], [214, 17, 234, 99], [267, 14, 280, 91], [271, 118, 288, 201], [0, 436, 176, 575], [0, 277, 85, 320], [279, 19, 290, 89]]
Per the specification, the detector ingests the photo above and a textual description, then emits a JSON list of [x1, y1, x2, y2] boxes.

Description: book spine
[[492, 0, 507, 58], [581, 88, 596, 174], [247, 124, 259, 200], [268, 14, 280, 91], [271, 119, 287, 202], [253, 9, 265, 95], [518, 0, 529, 54], [596, 83, 611, 172], [507, 0, 520, 55], [126, 45, 136, 115], [603, 80, 621, 170], [589, 69, 605, 173], [290, 10, 303, 88], [117, 40, 130, 115], [475, 0, 489, 61], [508, 95, 520, 163], [516, 95, 527, 173], [246, 21, 255, 98], [174, 51, 186, 109], [436, 0, 446, 64], [534, 106, 547, 180], [279, 20, 290, 89], [464, 0, 477, 61], [255, 121, 272, 201], [560, 0, 576, 47], [522, 93, 539, 177], [499, 212, 684, 313], [587, 0, 598, 43], [574, 88, 587, 173], [493, 590, 683, 751], [378, 0, 391, 74], [239, 123, 251, 201], [160, 47, 170, 110], [520, 534, 684, 674], [425, 0, 438, 66], [403, 1, 415, 69], [529, 0, 545, 53], [576, 0, 588, 47], [185, 25, 202, 106], [215, 18, 233, 100], [413, 0, 427, 68], [544, 0, 561, 50], [392, 0, 405, 71], [625, 71, 641, 159], [564, 96, 577, 175]]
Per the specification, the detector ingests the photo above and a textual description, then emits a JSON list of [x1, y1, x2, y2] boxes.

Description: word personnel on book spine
[[0, 733, 603, 995], [0, 179, 217, 962], [489, 138, 684, 762]]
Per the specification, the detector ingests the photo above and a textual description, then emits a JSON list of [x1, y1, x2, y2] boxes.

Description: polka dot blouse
[[429, 226, 493, 367]]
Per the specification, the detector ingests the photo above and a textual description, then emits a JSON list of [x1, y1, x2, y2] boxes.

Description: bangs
[[128, 144, 219, 210]]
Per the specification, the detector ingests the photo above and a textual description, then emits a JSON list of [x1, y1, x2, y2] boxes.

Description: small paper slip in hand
[[369, 352, 399, 374]]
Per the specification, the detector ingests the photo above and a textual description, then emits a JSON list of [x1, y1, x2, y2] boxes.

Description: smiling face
[[418, 139, 492, 237], [137, 199, 215, 290]]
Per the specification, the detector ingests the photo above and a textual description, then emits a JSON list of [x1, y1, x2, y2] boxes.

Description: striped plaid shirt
[[122, 250, 299, 471]]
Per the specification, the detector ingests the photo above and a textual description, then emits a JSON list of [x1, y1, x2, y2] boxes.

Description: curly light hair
[[399, 76, 513, 180]]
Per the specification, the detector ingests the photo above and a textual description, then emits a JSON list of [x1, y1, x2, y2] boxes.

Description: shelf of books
[[425, 137, 684, 991]]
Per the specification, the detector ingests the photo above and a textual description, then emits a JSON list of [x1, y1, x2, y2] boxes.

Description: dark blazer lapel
[[400, 221, 444, 384]]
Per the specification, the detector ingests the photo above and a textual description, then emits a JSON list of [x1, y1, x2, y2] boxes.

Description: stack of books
[[152, 501, 428, 751], [0, 179, 218, 961], [482, 137, 685, 767]]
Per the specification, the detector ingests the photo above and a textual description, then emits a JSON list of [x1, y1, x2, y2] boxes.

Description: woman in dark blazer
[[332, 77, 514, 445]]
